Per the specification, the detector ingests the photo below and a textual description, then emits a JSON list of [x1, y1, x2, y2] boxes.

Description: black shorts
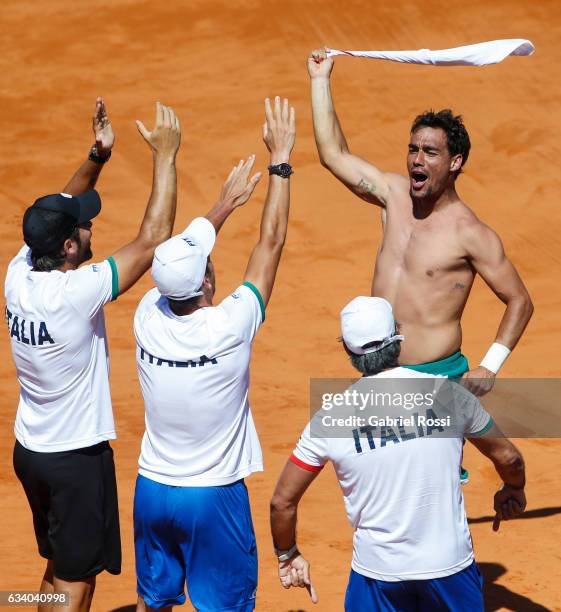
[[13, 440, 121, 581]]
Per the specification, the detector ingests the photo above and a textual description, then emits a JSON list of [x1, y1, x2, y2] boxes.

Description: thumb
[[136, 120, 150, 141], [250, 172, 262, 186], [239, 172, 262, 202], [492, 513, 501, 532]]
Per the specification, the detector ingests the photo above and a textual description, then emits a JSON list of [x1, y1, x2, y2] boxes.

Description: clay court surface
[[1, 1, 561, 610]]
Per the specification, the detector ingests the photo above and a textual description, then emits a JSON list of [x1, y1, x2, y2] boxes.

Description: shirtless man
[[308, 48, 533, 397]]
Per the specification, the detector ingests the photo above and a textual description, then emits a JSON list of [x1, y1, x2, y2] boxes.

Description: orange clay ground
[[1, 1, 560, 610]]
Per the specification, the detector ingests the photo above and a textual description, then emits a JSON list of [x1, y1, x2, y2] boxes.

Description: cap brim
[[361, 335, 405, 355], [76, 190, 101, 223]]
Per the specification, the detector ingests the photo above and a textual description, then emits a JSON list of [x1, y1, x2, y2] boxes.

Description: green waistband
[[402, 350, 470, 378]]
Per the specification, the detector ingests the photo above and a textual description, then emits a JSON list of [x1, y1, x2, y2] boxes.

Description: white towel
[[326, 39, 534, 66]]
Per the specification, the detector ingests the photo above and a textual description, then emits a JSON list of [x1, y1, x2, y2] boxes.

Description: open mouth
[[410, 171, 428, 190]]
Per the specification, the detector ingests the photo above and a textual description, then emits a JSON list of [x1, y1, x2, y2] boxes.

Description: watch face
[[269, 163, 293, 177]]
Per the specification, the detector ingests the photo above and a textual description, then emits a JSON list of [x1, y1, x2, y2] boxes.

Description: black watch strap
[[89, 144, 111, 164], [268, 162, 293, 178]]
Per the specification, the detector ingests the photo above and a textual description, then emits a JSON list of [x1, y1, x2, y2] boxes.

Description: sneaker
[[460, 467, 469, 485]]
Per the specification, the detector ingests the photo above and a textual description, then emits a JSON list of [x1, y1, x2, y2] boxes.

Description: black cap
[[23, 190, 101, 256]]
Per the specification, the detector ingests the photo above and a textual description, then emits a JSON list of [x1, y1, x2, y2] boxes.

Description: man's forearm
[[311, 77, 349, 162], [270, 502, 298, 551], [62, 158, 105, 196], [494, 450, 526, 489], [258, 172, 290, 247], [137, 154, 177, 246], [494, 293, 534, 350], [205, 200, 236, 234]]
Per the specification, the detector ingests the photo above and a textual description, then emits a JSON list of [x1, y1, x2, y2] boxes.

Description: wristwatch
[[89, 144, 112, 164], [268, 162, 293, 178], [275, 543, 299, 561]]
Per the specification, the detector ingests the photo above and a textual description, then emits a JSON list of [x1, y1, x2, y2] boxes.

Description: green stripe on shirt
[[242, 281, 265, 323], [107, 256, 119, 301], [471, 417, 494, 437]]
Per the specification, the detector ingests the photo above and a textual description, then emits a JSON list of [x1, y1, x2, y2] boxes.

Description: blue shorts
[[345, 562, 484, 611], [134, 475, 257, 611]]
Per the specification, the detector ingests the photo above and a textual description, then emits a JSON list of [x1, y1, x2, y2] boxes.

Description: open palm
[[92, 97, 114, 154]]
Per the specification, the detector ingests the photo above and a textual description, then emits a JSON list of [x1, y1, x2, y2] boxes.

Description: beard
[[409, 184, 433, 201], [81, 247, 93, 263], [77, 238, 93, 264]]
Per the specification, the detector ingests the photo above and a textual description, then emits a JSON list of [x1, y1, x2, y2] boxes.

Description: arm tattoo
[[357, 178, 377, 196]]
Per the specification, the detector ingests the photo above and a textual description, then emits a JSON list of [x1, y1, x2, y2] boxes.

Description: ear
[[450, 154, 463, 174], [202, 273, 212, 289], [62, 237, 77, 257]]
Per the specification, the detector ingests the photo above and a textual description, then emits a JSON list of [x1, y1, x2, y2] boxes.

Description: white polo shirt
[[292, 367, 493, 582], [5, 245, 119, 452], [134, 282, 265, 487]]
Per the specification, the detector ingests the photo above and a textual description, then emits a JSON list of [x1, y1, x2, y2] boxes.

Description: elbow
[[508, 292, 534, 325], [260, 227, 286, 252], [525, 295, 534, 321], [318, 149, 341, 170], [319, 154, 332, 170], [263, 236, 286, 253], [138, 227, 173, 251], [270, 493, 296, 515]]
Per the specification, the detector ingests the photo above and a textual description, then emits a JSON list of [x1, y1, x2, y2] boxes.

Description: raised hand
[[219, 155, 262, 209], [278, 554, 318, 604], [92, 97, 114, 154], [136, 102, 181, 159], [263, 97, 296, 164], [307, 48, 334, 79]]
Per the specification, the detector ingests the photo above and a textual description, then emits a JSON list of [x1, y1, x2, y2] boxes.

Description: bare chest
[[380, 212, 470, 278]]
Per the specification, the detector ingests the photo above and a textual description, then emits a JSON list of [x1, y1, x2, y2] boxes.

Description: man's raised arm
[[62, 97, 114, 196], [243, 96, 295, 307], [110, 102, 181, 296], [308, 49, 392, 207]]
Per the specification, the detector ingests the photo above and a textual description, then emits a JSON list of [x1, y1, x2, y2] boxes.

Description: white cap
[[341, 296, 404, 355], [151, 217, 216, 300]]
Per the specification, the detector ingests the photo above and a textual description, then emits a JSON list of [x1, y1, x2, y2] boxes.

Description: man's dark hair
[[344, 340, 401, 376], [30, 210, 80, 271], [167, 294, 201, 309], [411, 109, 471, 175]]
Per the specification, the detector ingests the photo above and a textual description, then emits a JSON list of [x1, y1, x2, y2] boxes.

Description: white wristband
[[480, 342, 511, 374], [276, 543, 298, 562]]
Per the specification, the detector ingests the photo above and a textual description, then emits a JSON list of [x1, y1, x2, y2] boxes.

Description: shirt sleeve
[[452, 384, 494, 436], [10, 245, 32, 268], [65, 257, 119, 319], [133, 288, 161, 345], [5, 246, 32, 295], [291, 421, 329, 472], [6, 244, 31, 275], [219, 282, 265, 343]]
